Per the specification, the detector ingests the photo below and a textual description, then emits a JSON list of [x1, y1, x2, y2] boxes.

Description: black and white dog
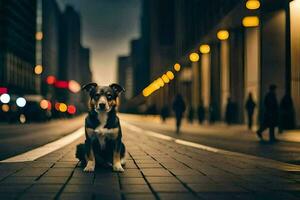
[[76, 83, 126, 172]]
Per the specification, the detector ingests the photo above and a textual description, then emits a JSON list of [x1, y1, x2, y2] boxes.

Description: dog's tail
[[75, 143, 87, 167]]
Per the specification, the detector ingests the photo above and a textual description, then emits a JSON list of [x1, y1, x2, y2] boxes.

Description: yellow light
[[2, 104, 9, 112], [166, 71, 174, 80], [217, 30, 229, 40], [59, 103, 67, 112], [156, 78, 165, 87], [246, 0, 260, 10], [242, 16, 260, 27], [189, 53, 199, 62], [34, 65, 43, 75], [162, 74, 170, 83], [199, 44, 210, 54], [174, 63, 181, 72], [68, 80, 81, 93], [142, 88, 151, 97], [35, 32, 43, 40]]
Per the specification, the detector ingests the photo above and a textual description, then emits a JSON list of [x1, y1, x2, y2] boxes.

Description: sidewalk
[[120, 114, 300, 143], [1, 123, 300, 199]]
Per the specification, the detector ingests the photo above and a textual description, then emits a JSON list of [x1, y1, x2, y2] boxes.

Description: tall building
[[0, 0, 37, 95]]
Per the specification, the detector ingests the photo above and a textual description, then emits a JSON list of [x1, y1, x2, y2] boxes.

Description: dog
[[76, 83, 126, 172]]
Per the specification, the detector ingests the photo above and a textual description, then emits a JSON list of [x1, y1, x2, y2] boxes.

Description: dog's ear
[[82, 82, 97, 93], [109, 83, 125, 96]]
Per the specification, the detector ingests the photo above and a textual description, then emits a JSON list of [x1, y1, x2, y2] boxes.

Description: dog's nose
[[99, 103, 106, 110]]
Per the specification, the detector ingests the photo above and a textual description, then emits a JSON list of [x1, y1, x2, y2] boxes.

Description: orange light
[[242, 16, 260, 27], [2, 104, 9, 112], [174, 63, 181, 72], [166, 71, 174, 80], [36, 32, 43, 40], [217, 30, 229, 40], [40, 99, 49, 110], [246, 0, 260, 10], [55, 103, 60, 111], [34, 65, 43, 75], [46, 76, 56, 85], [59, 103, 67, 112], [68, 80, 81, 93], [67, 105, 76, 114], [199, 44, 210, 54]]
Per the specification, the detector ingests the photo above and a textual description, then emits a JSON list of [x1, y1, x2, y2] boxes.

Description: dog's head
[[82, 83, 125, 113]]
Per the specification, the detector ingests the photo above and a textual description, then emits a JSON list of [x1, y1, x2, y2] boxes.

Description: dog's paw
[[120, 158, 126, 166], [84, 162, 95, 172], [113, 163, 124, 172]]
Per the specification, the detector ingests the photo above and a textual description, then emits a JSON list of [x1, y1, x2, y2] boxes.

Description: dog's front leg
[[84, 128, 96, 172], [113, 141, 124, 172]]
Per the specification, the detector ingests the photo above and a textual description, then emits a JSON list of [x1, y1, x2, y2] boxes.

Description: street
[[0, 115, 300, 199]]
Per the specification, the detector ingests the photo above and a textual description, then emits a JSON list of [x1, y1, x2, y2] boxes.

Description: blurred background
[[0, 0, 299, 129]]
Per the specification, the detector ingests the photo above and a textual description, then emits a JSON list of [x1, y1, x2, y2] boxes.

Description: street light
[[1, 104, 9, 112], [217, 30, 229, 40], [162, 74, 170, 83], [199, 44, 210, 54], [246, 0, 260, 10], [16, 97, 26, 107], [34, 65, 43, 75], [0, 93, 10, 104], [242, 16, 260, 27], [166, 71, 174, 80], [174, 63, 181, 72], [35, 32, 43, 40], [189, 53, 199, 62]]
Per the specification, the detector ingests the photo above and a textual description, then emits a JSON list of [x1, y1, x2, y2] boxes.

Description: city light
[[0, 93, 10, 104], [55, 103, 60, 111], [16, 97, 26, 107], [19, 114, 26, 124], [46, 76, 56, 85], [189, 52, 199, 62], [242, 16, 260, 27], [0, 87, 8, 94], [67, 105, 76, 114], [156, 78, 165, 87], [1, 104, 9, 112], [59, 103, 67, 112], [166, 71, 174, 80], [199, 44, 210, 54], [174, 63, 181, 72], [162, 74, 170, 83], [217, 30, 229, 40], [54, 81, 69, 88], [68, 80, 81, 93], [246, 0, 260, 10], [40, 99, 49, 110], [34, 65, 43, 75], [35, 32, 43, 40]]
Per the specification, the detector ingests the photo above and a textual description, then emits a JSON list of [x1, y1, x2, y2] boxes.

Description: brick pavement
[[1, 124, 300, 200]]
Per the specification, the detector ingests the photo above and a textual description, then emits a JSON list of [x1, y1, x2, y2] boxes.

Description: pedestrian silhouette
[[160, 106, 169, 123], [245, 92, 256, 130], [225, 97, 234, 125], [279, 94, 295, 132], [209, 103, 216, 124], [197, 100, 205, 124], [187, 107, 194, 124], [256, 84, 279, 142], [172, 94, 186, 133]]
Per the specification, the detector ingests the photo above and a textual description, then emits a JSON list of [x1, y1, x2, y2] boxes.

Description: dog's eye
[[107, 94, 112, 99], [94, 94, 100, 99]]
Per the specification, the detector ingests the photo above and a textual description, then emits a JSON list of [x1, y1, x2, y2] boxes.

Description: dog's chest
[[97, 112, 108, 128]]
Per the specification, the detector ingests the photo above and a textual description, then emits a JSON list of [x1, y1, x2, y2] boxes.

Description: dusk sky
[[57, 0, 141, 85]]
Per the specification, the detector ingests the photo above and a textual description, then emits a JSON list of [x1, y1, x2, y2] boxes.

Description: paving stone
[[1, 176, 36, 184], [197, 192, 240, 200], [137, 163, 162, 168], [19, 192, 57, 200], [44, 168, 73, 177], [151, 183, 188, 192], [68, 177, 94, 185], [170, 169, 202, 176], [188, 183, 246, 193], [120, 177, 147, 185], [121, 184, 152, 193], [158, 193, 198, 200], [26, 184, 63, 193], [146, 176, 180, 184], [177, 175, 214, 184], [12, 168, 49, 177], [94, 193, 122, 200], [124, 193, 156, 200], [37, 176, 69, 184], [59, 193, 93, 200], [0, 184, 29, 193], [141, 169, 172, 177]]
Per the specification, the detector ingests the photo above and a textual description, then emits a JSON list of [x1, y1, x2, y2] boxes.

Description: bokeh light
[[174, 63, 181, 72], [1, 104, 9, 112], [199, 44, 210, 54], [19, 114, 26, 124], [217, 30, 229, 40], [67, 105, 76, 114], [46, 76, 56, 85], [166, 71, 174, 80], [189, 53, 199, 62], [162, 74, 170, 83], [40, 99, 49, 110], [34, 65, 43, 75], [16, 97, 26, 107], [242, 16, 260, 27], [0, 93, 10, 104], [246, 0, 260, 10], [59, 103, 67, 112], [68, 80, 81, 93]]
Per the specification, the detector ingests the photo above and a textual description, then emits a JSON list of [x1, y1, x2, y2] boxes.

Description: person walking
[[172, 94, 186, 133], [225, 97, 234, 125], [245, 92, 256, 130], [256, 84, 279, 142], [160, 106, 169, 123]]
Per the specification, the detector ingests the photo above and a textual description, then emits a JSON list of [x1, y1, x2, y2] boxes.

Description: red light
[[47, 101, 52, 111], [55, 103, 60, 111], [54, 81, 69, 88], [46, 76, 56, 85], [0, 87, 8, 94], [67, 105, 76, 114]]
